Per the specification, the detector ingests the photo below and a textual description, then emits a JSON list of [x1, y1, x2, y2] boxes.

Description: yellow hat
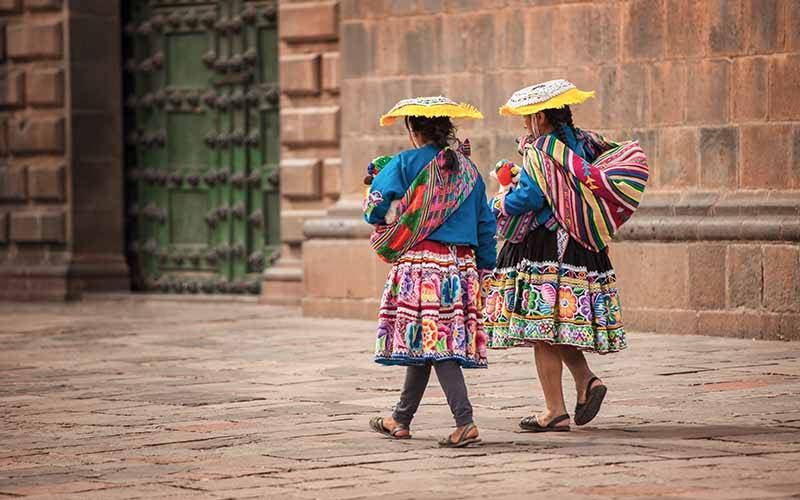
[[380, 96, 483, 127], [499, 79, 595, 116]]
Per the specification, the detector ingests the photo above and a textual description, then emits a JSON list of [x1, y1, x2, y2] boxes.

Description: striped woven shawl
[[522, 131, 649, 252], [369, 148, 479, 263]]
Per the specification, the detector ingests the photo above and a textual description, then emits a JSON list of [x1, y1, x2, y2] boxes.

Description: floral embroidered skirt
[[484, 226, 626, 354], [375, 240, 488, 369]]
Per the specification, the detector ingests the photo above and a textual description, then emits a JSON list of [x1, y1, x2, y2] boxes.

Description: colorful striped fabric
[[522, 131, 649, 251], [369, 148, 479, 263], [495, 208, 537, 242], [494, 202, 557, 243]]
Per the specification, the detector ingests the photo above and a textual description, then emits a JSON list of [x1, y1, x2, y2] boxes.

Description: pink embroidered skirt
[[374, 240, 488, 368]]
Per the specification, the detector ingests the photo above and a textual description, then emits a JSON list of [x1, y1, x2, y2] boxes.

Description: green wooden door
[[123, 0, 280, 294]]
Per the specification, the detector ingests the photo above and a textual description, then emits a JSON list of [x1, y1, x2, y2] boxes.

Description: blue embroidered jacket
[[365, 143, 497, 270]]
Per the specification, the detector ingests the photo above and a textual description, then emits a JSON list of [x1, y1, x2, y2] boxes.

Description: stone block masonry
[[26, 68, 63, 106], [6, 21, 62, 59], [9, 211, 64, 242], [279, 1, 339, 42], [0, 4, 69, 299], [0, 1, 128, 300], [281, 106, 340, 145], [280, 53, 321, 95], [299, 0, 800, 339], [8, 117, 65, 153]]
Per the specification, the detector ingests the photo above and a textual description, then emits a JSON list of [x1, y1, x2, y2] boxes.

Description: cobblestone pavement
[[2, 298, 800, 499]]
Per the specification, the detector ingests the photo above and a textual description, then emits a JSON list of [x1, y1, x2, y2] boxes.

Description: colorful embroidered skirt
[[484, 226, 626, 354], [375, 240, 488, 369]]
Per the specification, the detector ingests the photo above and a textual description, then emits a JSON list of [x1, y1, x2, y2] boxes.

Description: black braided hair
[[542, 105, 576, 145], [405, 116, 458, 169]]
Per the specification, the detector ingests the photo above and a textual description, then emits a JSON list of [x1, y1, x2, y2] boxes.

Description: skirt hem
[[375, 354, 488, 369], [488, 338, 627, 355]]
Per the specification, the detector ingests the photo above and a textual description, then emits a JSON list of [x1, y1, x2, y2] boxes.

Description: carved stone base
[[624, 307, 799, 341], [610, 240, 799, 339], [0, 265, 78, 301], [301, 297, 380, 320], [261, 256, 304, 306], [0, 254, 128, 301], [69, 254, 130, 293]]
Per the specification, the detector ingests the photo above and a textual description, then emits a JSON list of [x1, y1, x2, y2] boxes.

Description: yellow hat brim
[[499, 88, 596, 116], [380, 102, 484, 127]]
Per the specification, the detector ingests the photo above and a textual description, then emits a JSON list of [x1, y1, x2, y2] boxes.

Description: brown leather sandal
[[438, 423, 481, 448], [519, 413, 571, 432], [369, 416, 411, 439], [575, 376, 607, 426]]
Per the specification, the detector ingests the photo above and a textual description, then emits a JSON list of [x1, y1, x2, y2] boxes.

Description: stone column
[[66, 0, 128, 293], [261, 0, 342, 306]]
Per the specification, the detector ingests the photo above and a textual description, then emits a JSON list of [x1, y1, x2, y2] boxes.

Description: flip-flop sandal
[[574, 376, 607, 426], [438, 422, 482, 448], [519, 413, 571, 432], [369, 416, 411, 439]]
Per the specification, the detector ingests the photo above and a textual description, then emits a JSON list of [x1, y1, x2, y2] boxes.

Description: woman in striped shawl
[[484, 79, 649, 432]]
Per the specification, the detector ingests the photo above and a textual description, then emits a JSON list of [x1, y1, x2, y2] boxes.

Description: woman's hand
[[384, 199, 402, 224], [516, 135, 535, 156]]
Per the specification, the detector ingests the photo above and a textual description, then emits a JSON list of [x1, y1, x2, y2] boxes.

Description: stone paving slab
[[1, 298, 800, 499]]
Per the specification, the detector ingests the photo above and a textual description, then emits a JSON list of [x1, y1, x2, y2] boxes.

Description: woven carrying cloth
[[516, 130, 649, 252], [368, 146, 479, 263], [380, 96, 483, 126], [494, 202, 558, 244], [499, 79, 595, 116]]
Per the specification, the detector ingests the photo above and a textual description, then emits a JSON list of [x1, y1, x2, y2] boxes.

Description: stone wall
[[260, 0, 341, 305], [302, 0, 800, 340], [0, 0, 128, 300]]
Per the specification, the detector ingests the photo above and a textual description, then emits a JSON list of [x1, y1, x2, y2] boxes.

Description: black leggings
[[392, 360, 473, 427]]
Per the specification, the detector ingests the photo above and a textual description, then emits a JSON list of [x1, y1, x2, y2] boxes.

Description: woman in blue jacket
[[363, 96, 496, 448]]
